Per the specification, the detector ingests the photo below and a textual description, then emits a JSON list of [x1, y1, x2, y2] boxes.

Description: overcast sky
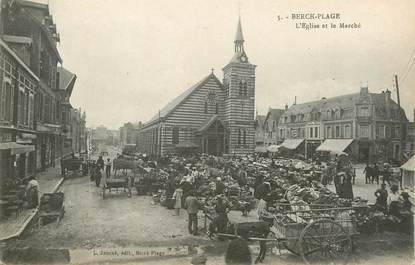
[[44, 0, 415, 129]]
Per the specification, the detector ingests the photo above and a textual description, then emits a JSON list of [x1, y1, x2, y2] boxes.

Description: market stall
[[401, 155, 415, 192]]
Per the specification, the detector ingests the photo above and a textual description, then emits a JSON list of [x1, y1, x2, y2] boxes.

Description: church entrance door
[[196, 118, 226, 156]]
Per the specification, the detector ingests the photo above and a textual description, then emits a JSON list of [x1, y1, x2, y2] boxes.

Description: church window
[[204, 102, 208, 114], [172, 127, 179, 144], [243, 130, 247, 145], [237, 129, 241, 145], [215, 103, 219, 114], [243, 82, 248, 96], [239, 81, 243, 96]]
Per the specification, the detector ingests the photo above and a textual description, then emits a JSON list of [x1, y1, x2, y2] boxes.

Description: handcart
[[38, 192, 65, 227]]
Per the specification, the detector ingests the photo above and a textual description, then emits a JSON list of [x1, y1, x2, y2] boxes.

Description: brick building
[[0, 0, 87, 190], [137, 18, 256, 157]]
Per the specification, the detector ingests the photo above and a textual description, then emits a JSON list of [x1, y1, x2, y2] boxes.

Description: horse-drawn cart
[[62, 157, 83, 177], [102, 177, 133, 199], [213, 203, 364, 265], [267, 204, 360, 265]]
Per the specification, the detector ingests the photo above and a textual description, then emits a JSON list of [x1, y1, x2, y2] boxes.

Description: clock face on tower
[[240, 55, 247, 62]]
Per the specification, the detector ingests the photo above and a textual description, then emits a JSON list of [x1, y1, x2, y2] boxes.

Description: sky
[[42, 0, 415, 129]]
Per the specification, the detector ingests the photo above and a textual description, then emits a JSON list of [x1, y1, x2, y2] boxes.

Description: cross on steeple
[[211, 68, 214, 74]]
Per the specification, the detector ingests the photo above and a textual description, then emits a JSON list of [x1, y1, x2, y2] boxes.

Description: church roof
[[235, 18, 244, 42], [146, 73, 222, 124]]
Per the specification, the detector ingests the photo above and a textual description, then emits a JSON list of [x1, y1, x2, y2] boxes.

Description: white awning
[[255, 146, 268, 153], [281, 139, 305, 150], [0, 142, 35, 155], [266, 145, 280, 152], [316, 139, 354, 154], [401, 155, 415, 172]]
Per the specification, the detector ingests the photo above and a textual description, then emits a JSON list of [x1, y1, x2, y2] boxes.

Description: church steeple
[[234, 17, 244, 52]]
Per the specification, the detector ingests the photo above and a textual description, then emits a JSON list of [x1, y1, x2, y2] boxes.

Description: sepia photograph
[[0, 0, 414, 264]]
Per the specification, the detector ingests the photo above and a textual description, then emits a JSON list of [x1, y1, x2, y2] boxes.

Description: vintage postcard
[[0, 0, 414, 264]]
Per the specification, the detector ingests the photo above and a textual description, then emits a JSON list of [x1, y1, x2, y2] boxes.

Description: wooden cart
[[38, 192, 65, 227], [267, 203, 364, 265], [214, 203, 364, 265], [62, 157, 83, 177], [102, 177, 133, 199]]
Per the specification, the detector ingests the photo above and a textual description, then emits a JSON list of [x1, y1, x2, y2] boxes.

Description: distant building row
[[255, 86, 414, 163]]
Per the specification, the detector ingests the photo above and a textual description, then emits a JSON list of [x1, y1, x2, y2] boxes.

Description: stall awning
[[316, 139, 354, 154], [255, 146, 268, 153], [0, 142, 35, 155], [281, 139, 304, 150], [266, 145, 280, 153], [401, 155, 415, 172]]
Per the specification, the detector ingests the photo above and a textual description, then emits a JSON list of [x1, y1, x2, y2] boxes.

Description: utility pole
[[394, 75, 400, 106], [394, 74, 404, 164]]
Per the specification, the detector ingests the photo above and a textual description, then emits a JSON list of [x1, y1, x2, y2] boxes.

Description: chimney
[[360, 86, 369, 97], [385, 89, 391, 100]]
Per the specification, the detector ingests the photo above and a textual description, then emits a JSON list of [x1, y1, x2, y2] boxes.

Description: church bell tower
[[223, 17, 256, 155]]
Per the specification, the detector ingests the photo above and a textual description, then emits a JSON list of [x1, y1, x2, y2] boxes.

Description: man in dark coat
[[215, 177, 226, 195], [363, 164, 372, 184], [372, 163, 380, 185]]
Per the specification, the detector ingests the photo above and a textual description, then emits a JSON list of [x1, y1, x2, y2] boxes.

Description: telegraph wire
[[400, 47, 415, 84]]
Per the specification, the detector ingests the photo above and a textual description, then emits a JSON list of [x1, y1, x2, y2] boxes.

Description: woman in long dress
[[172, 186, 183, 216]]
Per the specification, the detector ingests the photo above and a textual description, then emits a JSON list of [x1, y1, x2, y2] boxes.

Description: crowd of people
[[83, 149, 413, 263]]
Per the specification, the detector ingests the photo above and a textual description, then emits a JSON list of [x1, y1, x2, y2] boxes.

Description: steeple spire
[[234, 17, 244, 52]]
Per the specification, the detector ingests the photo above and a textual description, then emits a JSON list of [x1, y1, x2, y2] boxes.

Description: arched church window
[[204, 102, 208, 114], [243, 82, 248, 96], [215, 103, 219, 114], [237, 129, 241, 145], [243, 130, 246, 145], [239, 81, 243, 96]]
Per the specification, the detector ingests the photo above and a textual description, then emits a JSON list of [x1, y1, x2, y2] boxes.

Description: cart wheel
[[299, 219, 352, 265], [102, 188, 106, 199]]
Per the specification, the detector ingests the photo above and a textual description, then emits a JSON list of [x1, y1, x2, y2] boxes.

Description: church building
[[136, 18, 256, 157]]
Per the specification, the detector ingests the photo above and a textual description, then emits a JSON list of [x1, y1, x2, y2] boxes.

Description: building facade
[[119, 122, 142, 149], [278, 87, 409, 162], [0, 0, 87, 191], [137, 18, 256, 157]]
